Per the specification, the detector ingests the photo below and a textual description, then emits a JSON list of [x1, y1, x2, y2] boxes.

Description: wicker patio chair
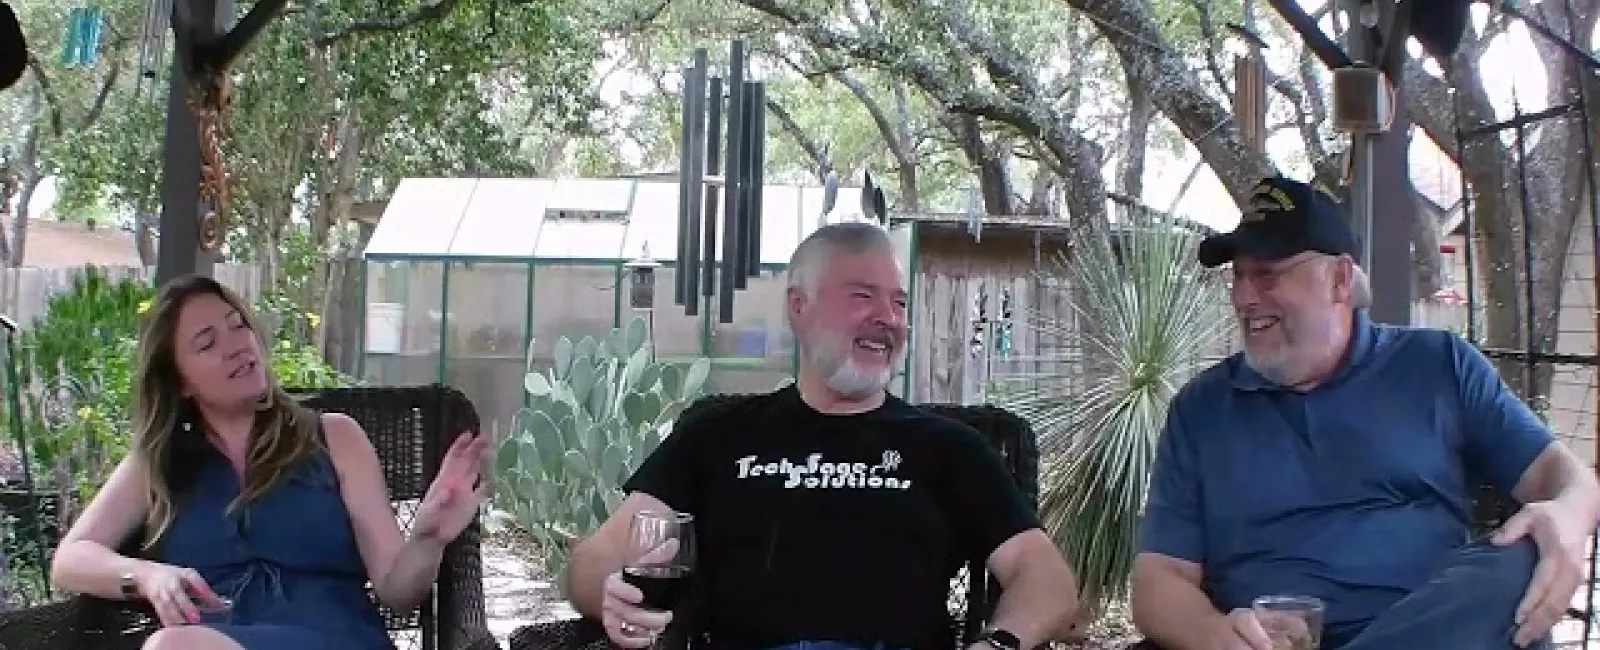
[[0, 384, 499, 650], [505, 395, 1042, 650]]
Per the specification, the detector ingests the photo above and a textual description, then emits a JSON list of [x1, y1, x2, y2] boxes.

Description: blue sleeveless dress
[[155, 428, 393, 650]]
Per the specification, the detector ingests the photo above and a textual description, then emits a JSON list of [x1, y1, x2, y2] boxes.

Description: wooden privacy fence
[[0, 264, 262, 328]]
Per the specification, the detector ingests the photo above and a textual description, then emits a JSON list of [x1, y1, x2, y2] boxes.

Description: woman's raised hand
[[413, 430, 491, 544]]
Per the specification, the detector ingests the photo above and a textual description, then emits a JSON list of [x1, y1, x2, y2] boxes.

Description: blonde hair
[[132, 275, 322, 550]]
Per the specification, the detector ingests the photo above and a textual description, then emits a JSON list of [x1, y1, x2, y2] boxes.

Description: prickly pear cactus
[[493, 315, 711, 575]]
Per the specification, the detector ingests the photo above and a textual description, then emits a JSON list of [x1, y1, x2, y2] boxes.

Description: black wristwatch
[[978, 627, 1021, 650], [119, 571, 139, 600]]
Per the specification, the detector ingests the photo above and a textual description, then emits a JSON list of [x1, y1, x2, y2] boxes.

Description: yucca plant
[[996, 208, 1233, 615]]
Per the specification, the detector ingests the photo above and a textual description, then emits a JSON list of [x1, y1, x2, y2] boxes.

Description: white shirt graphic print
[[733, 450, 912, 490]]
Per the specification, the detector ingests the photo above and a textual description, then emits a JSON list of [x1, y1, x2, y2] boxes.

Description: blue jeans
[[1135, 540, 1556, 650]]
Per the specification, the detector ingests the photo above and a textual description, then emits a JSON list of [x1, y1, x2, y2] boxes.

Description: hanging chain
[[188, 73, 230, 252]]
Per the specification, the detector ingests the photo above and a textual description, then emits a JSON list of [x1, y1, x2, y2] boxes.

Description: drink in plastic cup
[[194, 596, 233, 625], [1253, 594, 1323, 650]]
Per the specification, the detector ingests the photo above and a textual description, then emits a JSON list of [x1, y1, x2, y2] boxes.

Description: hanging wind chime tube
[[1228, 23, 1269, 158], [134, 0, 171, 100], [672, 39, 771, 324]]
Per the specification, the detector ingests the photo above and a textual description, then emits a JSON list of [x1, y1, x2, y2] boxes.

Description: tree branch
[[764, 98, 831, 179], [313, 0, 465, 46], [205, 0, 291, 69], [832, 70, 915, 166], [1066, 0, 1271, 205], [23, 57, 63, 136]]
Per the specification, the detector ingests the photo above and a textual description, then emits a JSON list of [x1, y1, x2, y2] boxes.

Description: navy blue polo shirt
[[1138, 311, 1554, 647]]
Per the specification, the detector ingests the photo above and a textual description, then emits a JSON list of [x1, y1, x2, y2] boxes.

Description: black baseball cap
[[1197, 176, 1359, 268]]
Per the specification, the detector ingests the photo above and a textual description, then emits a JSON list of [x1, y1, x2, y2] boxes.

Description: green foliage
[[995, 208, 1233, 610], [270, 339, 355, 390], [8, 269, 350, 501], [16, 268, 152, 488], [493, 316, 711, 576], [35, 0, 603, 263]]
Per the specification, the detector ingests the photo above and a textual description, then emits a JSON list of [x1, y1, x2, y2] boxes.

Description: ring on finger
[[619, 622, 646, 637]]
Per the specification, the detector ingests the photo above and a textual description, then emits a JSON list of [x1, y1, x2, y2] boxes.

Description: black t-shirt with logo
[[622, 385, 1040, 650]]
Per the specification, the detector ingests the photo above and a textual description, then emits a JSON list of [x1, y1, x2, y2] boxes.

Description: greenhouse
[[358, 176, 916, 435]]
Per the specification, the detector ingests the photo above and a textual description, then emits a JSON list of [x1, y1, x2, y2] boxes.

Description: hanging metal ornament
[[192, 74, 232, 252], [198, 210, 222, 251], [133, 0, 169, 100]]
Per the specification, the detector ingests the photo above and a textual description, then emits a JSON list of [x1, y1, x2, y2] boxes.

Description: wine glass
[[622, 510, 696, 614]]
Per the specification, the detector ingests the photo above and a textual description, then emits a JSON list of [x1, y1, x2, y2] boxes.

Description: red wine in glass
[[622, 564, 693, 610], [624, 510, 696, 613]]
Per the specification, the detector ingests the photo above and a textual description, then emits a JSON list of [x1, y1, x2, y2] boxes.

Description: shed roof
[[363, 177, 868, 265]]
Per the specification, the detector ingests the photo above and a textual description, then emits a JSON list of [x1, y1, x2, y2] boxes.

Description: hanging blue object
[[60, 6, 102, 68], [996, 288, 1014, 357]]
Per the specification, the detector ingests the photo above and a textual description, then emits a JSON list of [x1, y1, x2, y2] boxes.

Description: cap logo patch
[[1243, 183, 1296, 222]]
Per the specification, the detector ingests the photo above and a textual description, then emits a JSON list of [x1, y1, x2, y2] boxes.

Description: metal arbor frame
[[1446, 2, 1600, 646]]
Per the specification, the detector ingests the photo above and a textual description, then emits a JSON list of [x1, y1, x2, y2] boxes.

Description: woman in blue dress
[[50, 274, 490, 650]]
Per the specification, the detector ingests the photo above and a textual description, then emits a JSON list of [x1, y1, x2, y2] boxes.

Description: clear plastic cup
[[194, 596, 233, 625], [1253, 594, 1324, 650]]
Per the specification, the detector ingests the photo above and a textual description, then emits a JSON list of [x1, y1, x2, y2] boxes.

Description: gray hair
[[786, 222, 897, 297]]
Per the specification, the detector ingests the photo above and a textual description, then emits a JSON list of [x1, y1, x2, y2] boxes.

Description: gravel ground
[[482, 527, 575, 643]]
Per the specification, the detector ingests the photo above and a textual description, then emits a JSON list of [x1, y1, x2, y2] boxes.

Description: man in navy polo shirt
[[1129, 176, 1600, 650]]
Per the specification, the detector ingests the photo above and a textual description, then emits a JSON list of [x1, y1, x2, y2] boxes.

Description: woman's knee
[[143, 626, 245, 650]]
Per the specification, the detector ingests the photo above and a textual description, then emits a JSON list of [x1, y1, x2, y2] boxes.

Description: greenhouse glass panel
[[447, 179, 553, 259], [757, 185, 804, 266], [620, 181, 679, 262], [645, 267, 706, 359], [708, 269, 791, 394], [363, 179, 475, 258], [530, 265, 622, 372], [547, 178, 634, 214], [442, 262, 530, 439], [533, 220, 628, 261], [362, 261, 445, 385]]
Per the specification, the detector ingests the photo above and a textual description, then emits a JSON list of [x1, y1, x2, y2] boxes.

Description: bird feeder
[[625, 245, 662, 311]]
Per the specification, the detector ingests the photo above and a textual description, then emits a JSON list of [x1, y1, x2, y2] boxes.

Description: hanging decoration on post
[[672, 40, 770, 325], [60, 6, 103, 68], [964, 186, 983, 242], [191, 74, 231, 252], [996, 287, 1014, 357]]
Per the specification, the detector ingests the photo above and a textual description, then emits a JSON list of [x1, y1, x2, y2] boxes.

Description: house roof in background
[[17, 220, 142, 268]]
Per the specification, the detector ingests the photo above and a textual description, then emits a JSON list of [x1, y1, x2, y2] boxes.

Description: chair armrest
[[438, 518, 497, 650], [507, 618, 613, 650], [0, 595, 159, 650]]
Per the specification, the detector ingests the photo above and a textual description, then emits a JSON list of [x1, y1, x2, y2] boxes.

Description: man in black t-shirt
[[563, 222, 1081, 650]]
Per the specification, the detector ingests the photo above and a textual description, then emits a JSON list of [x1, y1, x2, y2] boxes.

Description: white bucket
[[366, 302, 405, 354]]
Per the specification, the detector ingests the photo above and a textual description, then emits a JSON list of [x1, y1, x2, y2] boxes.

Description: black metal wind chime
[[673, 40, 769, 325]]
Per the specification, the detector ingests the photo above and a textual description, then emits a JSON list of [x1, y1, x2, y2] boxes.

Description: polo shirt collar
[[1230, 309, 1378, 392]]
